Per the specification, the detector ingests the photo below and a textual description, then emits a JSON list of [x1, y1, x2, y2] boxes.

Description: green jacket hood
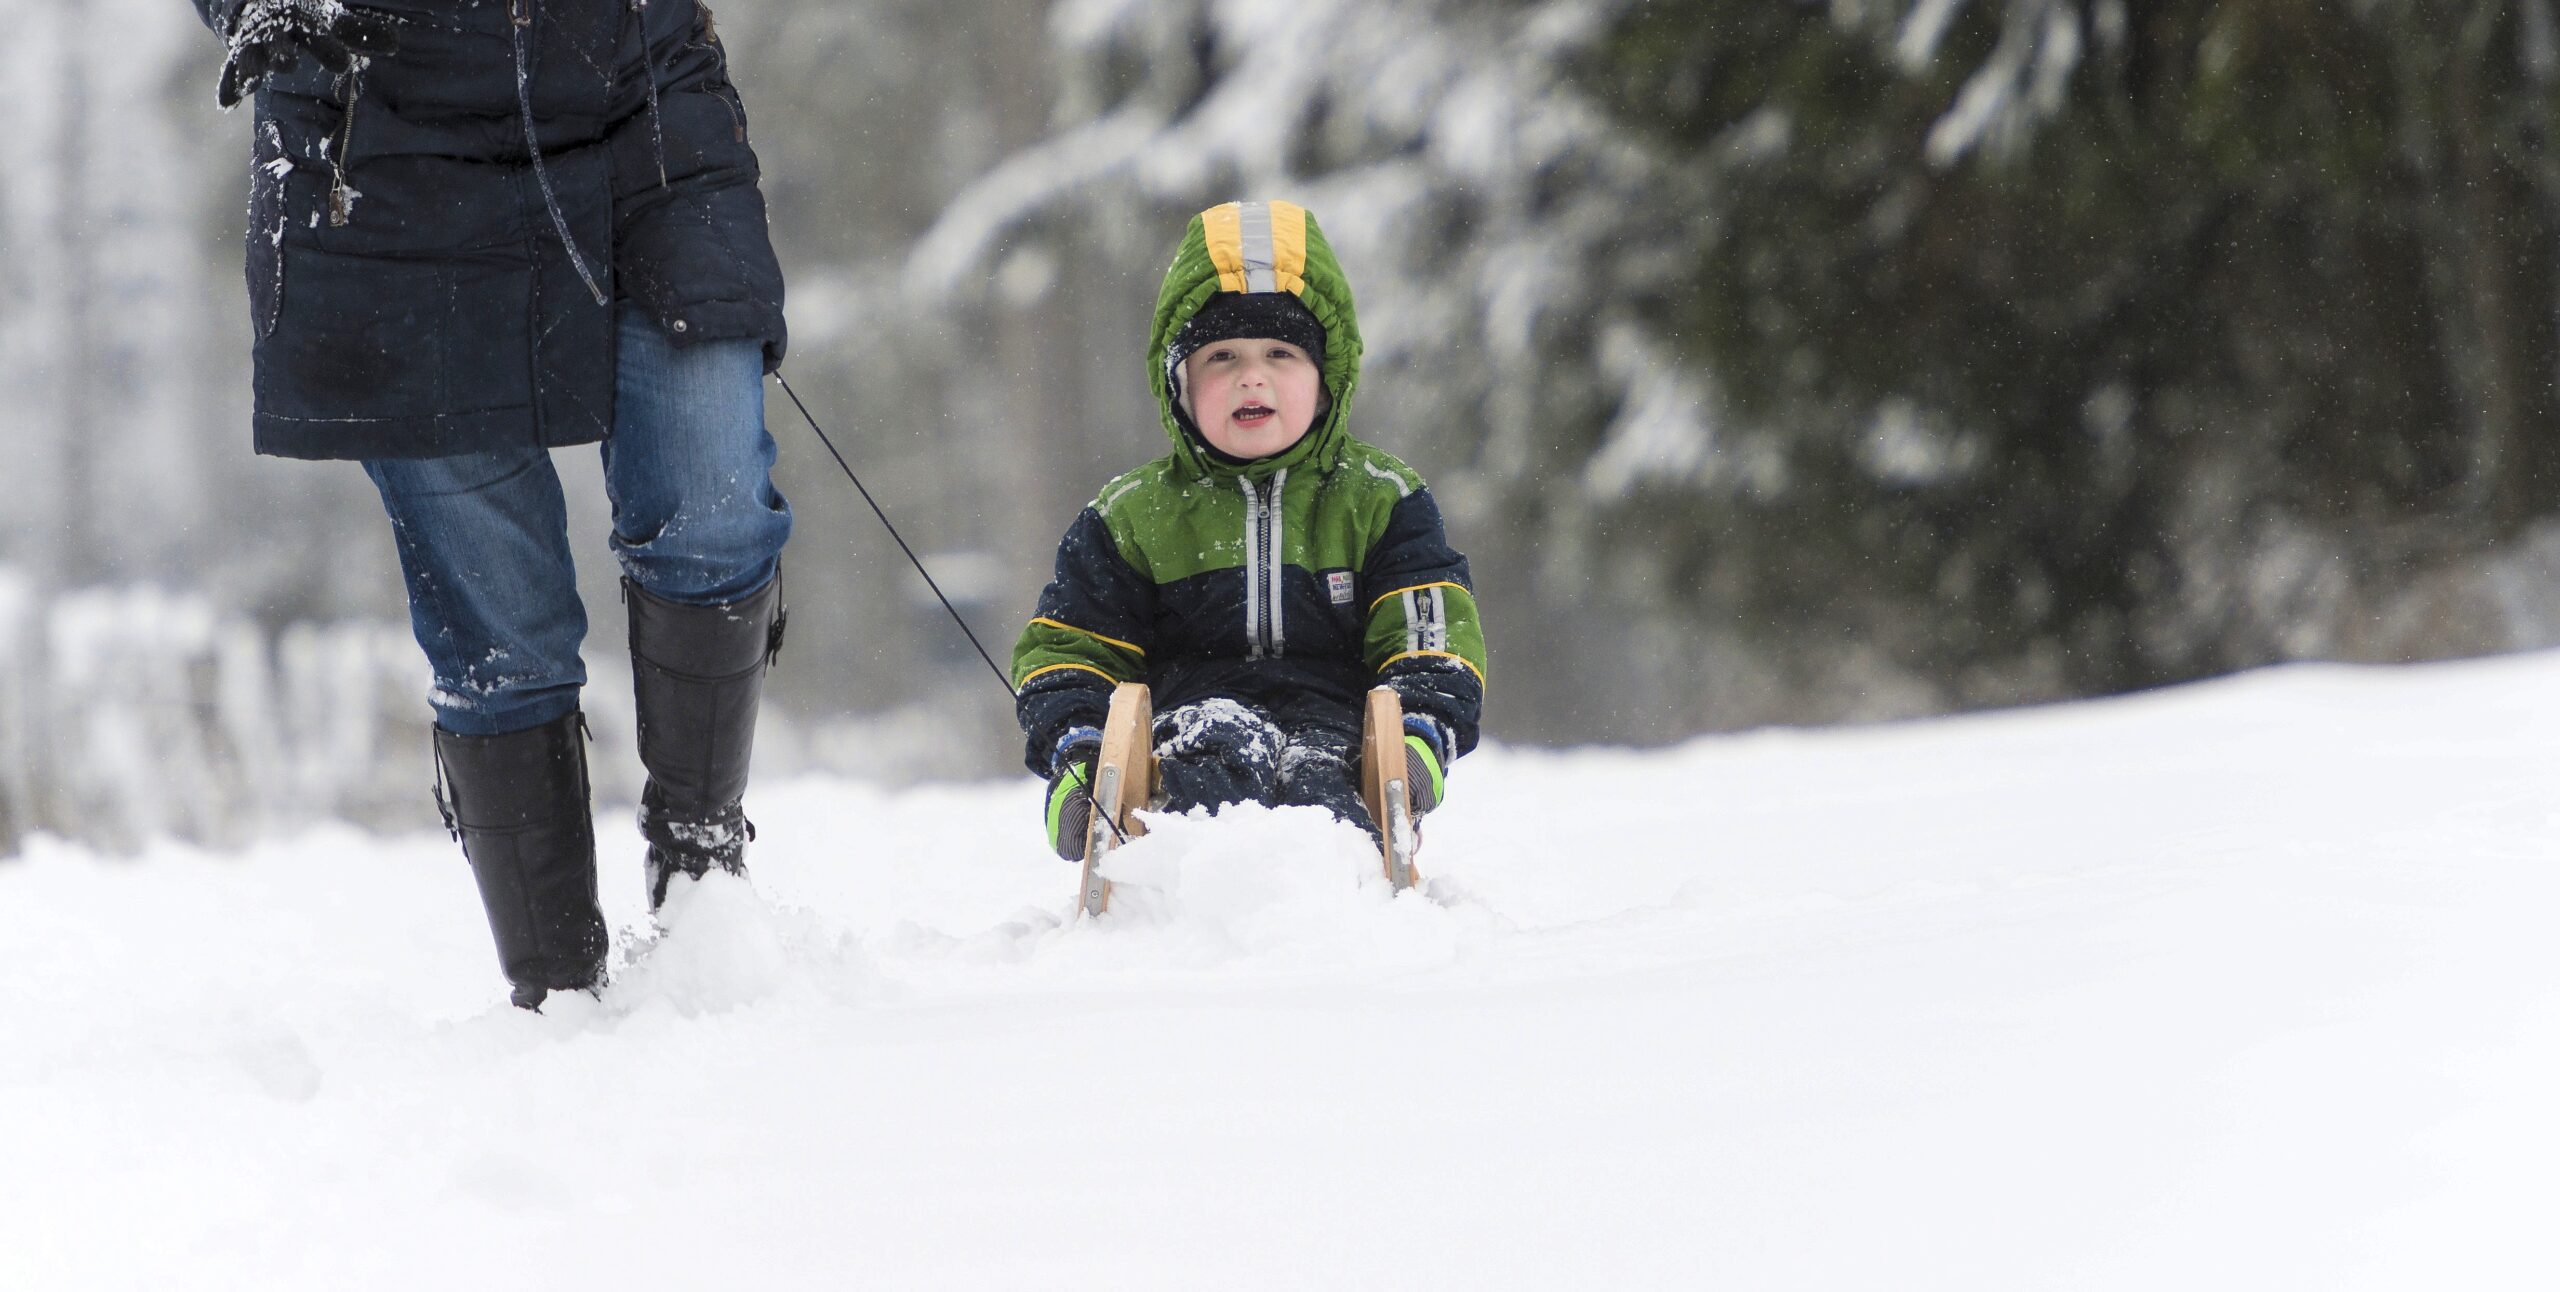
[[1148, 200, 1365, 479]]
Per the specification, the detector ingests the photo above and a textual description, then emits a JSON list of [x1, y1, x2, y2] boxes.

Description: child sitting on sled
[[1009, 200, 1488, 855]]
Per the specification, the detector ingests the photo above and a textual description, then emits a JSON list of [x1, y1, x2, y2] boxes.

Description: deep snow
[[5, 656, 2558, 1289]]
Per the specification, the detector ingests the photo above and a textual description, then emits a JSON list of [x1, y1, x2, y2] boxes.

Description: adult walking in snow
[[190, 0, 794, 1009]]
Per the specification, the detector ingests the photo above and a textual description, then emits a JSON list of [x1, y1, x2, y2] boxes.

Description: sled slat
[[1362, 686, 1421, 891], [1079, 683, 1155, 917]]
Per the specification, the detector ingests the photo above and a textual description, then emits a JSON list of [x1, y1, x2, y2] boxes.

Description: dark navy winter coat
[[189, 0, 787, 460]]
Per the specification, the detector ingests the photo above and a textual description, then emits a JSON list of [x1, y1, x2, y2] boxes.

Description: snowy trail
[[6, 657, 2559, 1288]]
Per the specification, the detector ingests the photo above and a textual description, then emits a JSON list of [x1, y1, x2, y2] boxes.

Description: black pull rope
[[774, 372, 1014, 693], [773, 371, 1130, 847]]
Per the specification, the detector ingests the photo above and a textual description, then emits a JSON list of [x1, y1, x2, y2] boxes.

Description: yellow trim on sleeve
[[1020, 662, 1122, 689], [1271, 201, 1309, 295], [1029, 617, 1146, 658], [1380, 650, 1486, 686], [1368, 581, 1471, 613], [1202, 203, 1249, 295]]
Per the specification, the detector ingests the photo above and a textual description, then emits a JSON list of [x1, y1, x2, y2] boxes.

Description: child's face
[[1181, 337, 1324, 460]]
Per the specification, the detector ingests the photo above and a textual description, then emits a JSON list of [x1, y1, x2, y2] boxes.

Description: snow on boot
[[627, 575, 785, 911], [432, 712, 609, 1010]]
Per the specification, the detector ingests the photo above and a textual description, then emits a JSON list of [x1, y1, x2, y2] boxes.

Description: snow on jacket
[[189, 0, 786, 460], [1009, 200, 1488, 774]]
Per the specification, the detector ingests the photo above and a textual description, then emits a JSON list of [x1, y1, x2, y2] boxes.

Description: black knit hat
[[1165, 292, 1328, 394]]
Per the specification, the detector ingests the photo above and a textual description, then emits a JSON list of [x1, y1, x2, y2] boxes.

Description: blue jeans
[[365, 312, 793, 736]]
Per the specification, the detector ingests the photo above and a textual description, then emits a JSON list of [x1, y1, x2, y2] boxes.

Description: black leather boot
[[627, 575, 786, 910], [432, 712, 609, 1010]]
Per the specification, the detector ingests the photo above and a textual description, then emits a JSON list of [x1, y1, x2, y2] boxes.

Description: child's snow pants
[[1151, 697, 1375, 837]]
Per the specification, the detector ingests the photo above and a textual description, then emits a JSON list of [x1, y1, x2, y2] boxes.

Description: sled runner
[[1362, 686, 1423, 892], [1078, 683, 1158, 918]]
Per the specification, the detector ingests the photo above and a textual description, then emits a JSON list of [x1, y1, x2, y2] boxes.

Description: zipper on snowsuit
[[1241, 471, 1288, 660]]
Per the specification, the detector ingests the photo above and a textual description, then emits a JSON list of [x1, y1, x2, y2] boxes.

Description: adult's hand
[[218, 0, 400, 108]]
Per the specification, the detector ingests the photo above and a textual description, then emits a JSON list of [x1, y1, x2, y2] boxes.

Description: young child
[[1010, 200, 1488, 855]]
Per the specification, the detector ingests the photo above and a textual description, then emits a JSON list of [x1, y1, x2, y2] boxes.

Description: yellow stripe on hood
[[1203, 203, 1250, 294], [1269, 201, 1309, 294], [1202, 200, 1312, 297]]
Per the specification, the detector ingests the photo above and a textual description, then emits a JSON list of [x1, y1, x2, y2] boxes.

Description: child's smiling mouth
[[1233, 403, 1277, 425]]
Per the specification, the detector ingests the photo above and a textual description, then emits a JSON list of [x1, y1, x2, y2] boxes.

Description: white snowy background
[[12, 0, 2560, 853], [5, 5, 2559, 1284], [8, 653, 2556, 1288]]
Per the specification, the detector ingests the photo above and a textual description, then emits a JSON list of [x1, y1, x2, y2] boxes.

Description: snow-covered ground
[[6, 656, 2557, 1289]]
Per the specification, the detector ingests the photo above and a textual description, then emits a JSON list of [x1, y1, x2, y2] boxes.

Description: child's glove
[[217, 0, 400, 108], [1402, 713, 1451, 815], [1043, 726, 1102, 861]]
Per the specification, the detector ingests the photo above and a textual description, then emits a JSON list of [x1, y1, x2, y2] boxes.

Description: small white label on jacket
[[1328, 572, 1355, 605]]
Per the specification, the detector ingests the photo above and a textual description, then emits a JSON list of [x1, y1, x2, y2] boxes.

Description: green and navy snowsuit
[[1010, 201, 1488, 823]]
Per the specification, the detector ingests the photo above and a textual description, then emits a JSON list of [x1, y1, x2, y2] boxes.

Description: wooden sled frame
[[1076, 682, 1421, 918], [1077, 683, 1157, 918], [1361, 686, 1423, 892]]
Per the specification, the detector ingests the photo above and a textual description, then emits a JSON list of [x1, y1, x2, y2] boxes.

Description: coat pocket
[[253, 249, 452, 424]]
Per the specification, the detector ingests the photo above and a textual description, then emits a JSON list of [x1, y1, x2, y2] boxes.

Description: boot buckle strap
[[430, 748, 461, 843]]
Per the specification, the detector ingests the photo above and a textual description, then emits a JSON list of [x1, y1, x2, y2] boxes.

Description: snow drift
[[6, 656, 2558, 1288]]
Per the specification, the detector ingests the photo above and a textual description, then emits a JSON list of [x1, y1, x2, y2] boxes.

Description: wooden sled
[[1361, 686, 1423, 892], [1077, 682, 1158, 919]]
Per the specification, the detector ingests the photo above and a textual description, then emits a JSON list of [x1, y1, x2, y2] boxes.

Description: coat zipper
[[1241, 476, 1263, 659], [1266, 469, 1286, 658], [1241, 471, 1288, 660]]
